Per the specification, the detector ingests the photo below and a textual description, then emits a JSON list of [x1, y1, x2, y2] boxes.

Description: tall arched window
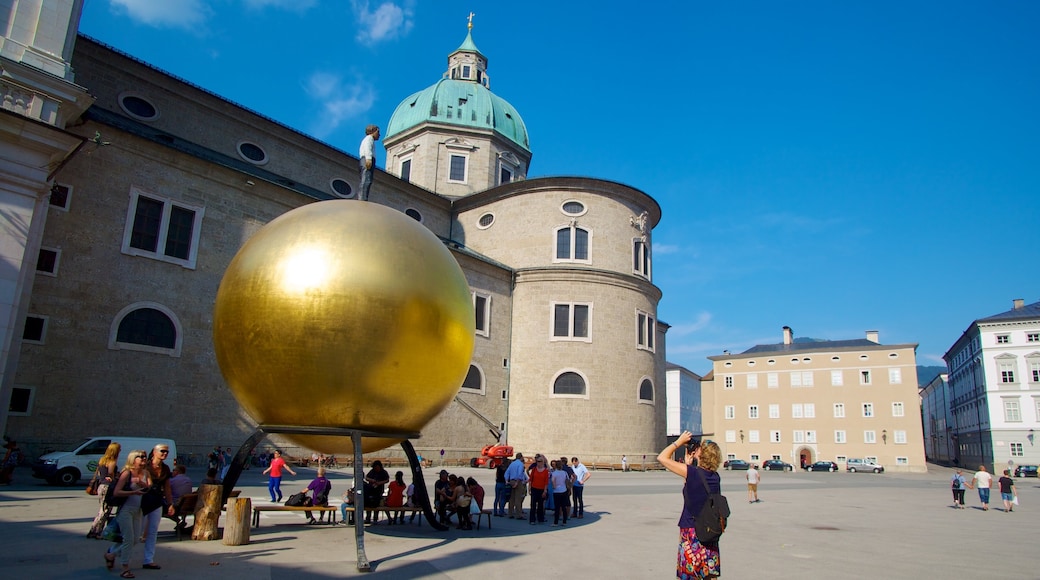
[[461, 364, 485, 394], [639, 379, 654, 403], [554, 225, 590, 262]]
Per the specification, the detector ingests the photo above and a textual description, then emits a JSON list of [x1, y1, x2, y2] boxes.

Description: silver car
[[846, 458, 884, 473]]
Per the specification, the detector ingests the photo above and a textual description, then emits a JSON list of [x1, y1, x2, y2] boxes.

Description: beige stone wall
[[709, 342, 927, 472]]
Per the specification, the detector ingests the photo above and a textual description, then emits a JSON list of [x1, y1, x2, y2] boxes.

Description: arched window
[[109, 302, 182, 356], [639, 379, 654, 402], [555, 225, 590, 262], [461, 364, 484, 393], [553, 371, 586, 397]]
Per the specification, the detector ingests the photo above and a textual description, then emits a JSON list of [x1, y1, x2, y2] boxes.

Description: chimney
[[782, 326, 793, 345], [866, 330, 879, 344], [1013, 298, 1024, 310]]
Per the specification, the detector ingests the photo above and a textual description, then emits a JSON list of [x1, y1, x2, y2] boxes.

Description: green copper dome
[[386, 79, 530, 152]]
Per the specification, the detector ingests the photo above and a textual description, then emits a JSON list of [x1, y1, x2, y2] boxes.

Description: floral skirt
[[677, 526, 720, 579]]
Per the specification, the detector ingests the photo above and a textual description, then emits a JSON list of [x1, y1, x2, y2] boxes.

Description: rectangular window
[[834, 403, 845, 418], [894, 430, 907, 444], [632, 239, 651, 278], [748, 405, 759, 419], [22, 315, 47, 344], [747, 374, 758, 389], [462, 64, 471, 78], [1000, 362, 1016, 384], [864, 430, 876, 444], [49, 183, 71, 210], [802, 371, 814, 386], [790, 371, 802, 387], [122, 188, 204, 269], [892, 402, 904, 417], [804, 403, 815, 418], [8, 386, 35, 416], [473, 292, 491, 337], [636, 310, 655, 351], [835, 430, 846, 444], [836, 455, 847, 463], [862, 403, 874, 418], [449, 154, 467, 182], [888, 368, 902, 384], [792, 404, 803, 418], [725, 430, 736, 443], [1010, 442, 1024, 457], [724, 376, 734, 389], [860, 370, 872, 385], [555, 226, 590, 262], [770, 430, 781, 443], [896, 457, 908, 465], [767, 373, 778, 388], [831, 370, 843, 386], [806, 430, 816, 443], [997, 334, 1009, 344], [1031, 362, 1040, 382], [400, 158, 412, 182], [499, 165, 513, 185], [725, 406, 735, 420], [769, 404, 779, 419], [1004, 399, 1022, 422], [749, 430, 760, 443], [36, 247, 60, 276], [552, 302, 590, 340], [1028, 333, 1039, 343], [793, 431, 805, 443], [750, 454, 760, 462]]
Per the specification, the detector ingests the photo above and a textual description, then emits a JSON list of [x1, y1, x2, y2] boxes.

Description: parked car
[[724, 459, 750, 470], [1014, 465, 1038, 478], [846, 458, 885, 473], [761, 460, 793, 472], [805, 461, 839, 472]]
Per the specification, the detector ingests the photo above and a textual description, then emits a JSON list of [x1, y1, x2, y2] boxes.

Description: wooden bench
[[589, 463, 614, 471], [473, 508, 492, 529], [168, 490, 241, 540], [251, 504, 339, 528], [341, 505, 425, 525]]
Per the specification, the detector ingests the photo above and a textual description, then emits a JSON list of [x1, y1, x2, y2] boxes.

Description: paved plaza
[[0, 463, 1036, 579]]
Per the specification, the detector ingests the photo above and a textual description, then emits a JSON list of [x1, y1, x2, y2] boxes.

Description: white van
[[32, 436, 177, 486]]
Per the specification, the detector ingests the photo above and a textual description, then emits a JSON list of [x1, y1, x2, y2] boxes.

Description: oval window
[[118, 93, 159, 121], [477, 213, 495, 229], [405, 208, 423, 222], [237, 141, 268, 165], [330, 178, 353, 198], [561, 200, 586, 216]]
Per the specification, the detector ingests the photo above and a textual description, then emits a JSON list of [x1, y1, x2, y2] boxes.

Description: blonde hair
[[100, 442, 121, 471], [123, 449, 148, 470], [698, 441, 722, 472], [317, 467, 326, 476]]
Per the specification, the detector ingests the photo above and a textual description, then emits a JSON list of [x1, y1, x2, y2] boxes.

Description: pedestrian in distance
[[746, 464, 761, 503], [951, 469, 967, 509], [998, 469, 1017, 513], [968, 465, 993, 511], [262, 450, 296, 502]]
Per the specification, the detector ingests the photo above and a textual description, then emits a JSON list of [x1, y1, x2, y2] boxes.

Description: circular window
[[859, 355, 869, 360], [561, 200, 586, 216], [802, 357, 811, 362], [747, 360, 756, 366], [888, 353, 898, 358], [405, 208, 423, 222], [767, 359, 775, 365], [330, 178, 354, 198], [791, 358, 799, 364], [117, 93, 159, 121], [724, 362, 732, 368], [832, 356, 840, 361], [477, 213, 495, 229], [237, 141, 268, 165]]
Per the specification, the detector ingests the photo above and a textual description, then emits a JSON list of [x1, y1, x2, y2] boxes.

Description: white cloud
[[242, 0, 317, 11], [109, 0, 211, 30], [304, 72, 376, 138], [667, 312, 713, 338], [653, 243, 680, 255], [352, 0, 415, 45]]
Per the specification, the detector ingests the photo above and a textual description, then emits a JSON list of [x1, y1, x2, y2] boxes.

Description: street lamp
[[882, 429, 887, 445]]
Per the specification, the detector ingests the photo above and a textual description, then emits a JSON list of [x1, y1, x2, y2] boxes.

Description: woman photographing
[[657, 431, 722, 580]]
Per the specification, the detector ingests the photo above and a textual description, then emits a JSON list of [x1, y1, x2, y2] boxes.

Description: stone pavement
[[0, 463, 1036, 579]]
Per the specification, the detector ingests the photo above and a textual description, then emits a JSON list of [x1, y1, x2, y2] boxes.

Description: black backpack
[[694, 469, 730, 543], [285, 492, 311, 507]]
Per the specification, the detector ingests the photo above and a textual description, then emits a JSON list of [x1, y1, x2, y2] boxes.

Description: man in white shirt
[[358, 125, 379, 201], [746, 464, 761, 503], [570, 457, 590, 518], [504, 452, 528, 519], [970, 465, 993, 511]]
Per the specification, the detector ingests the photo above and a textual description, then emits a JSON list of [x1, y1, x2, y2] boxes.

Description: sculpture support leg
[[401, 440, 447, 531], [352, 431, 370, 572], [223, 429, 266, 504]]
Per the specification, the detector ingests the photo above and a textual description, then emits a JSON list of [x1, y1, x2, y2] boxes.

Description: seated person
[[169, 465, 193, 503], [199, 467, 222, 486], [363, 460, 390, 524], [338, 486, 355, 525], [302, 467, 332, 524]]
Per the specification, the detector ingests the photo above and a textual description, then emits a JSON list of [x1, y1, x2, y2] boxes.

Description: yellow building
[[703, 326, 927, 473]]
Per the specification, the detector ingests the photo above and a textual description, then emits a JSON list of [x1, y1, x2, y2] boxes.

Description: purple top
[[679, 465, 720, 528], [307, 476, 331, 505]]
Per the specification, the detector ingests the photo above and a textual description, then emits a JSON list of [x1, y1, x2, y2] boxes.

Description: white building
[[920, 373, 955, 464], [944, 298, 1040, 470], [665, 363, 702, 440]]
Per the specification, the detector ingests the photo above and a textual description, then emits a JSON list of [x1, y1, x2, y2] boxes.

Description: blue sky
[[78, 1, 1040, 374]]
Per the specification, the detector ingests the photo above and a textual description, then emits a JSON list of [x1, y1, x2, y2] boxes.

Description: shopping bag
[[101, 517, 123, 543], [1012, 495, 1019, 506]]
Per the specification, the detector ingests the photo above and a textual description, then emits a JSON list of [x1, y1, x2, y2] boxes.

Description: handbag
[[105, 471, 131, 507], [141, 488, 165, 515], [86, 470, 100, 495], [469, 500, 481, 515], [285, 492, 311, 507], [101, 517, 123, 543]]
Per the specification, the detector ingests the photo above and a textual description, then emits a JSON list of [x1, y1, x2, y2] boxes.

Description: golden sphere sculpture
[[213, 201, 475, 454]]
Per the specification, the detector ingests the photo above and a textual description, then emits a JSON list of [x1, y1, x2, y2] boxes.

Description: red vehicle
[[470, 444, 513, 469]]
